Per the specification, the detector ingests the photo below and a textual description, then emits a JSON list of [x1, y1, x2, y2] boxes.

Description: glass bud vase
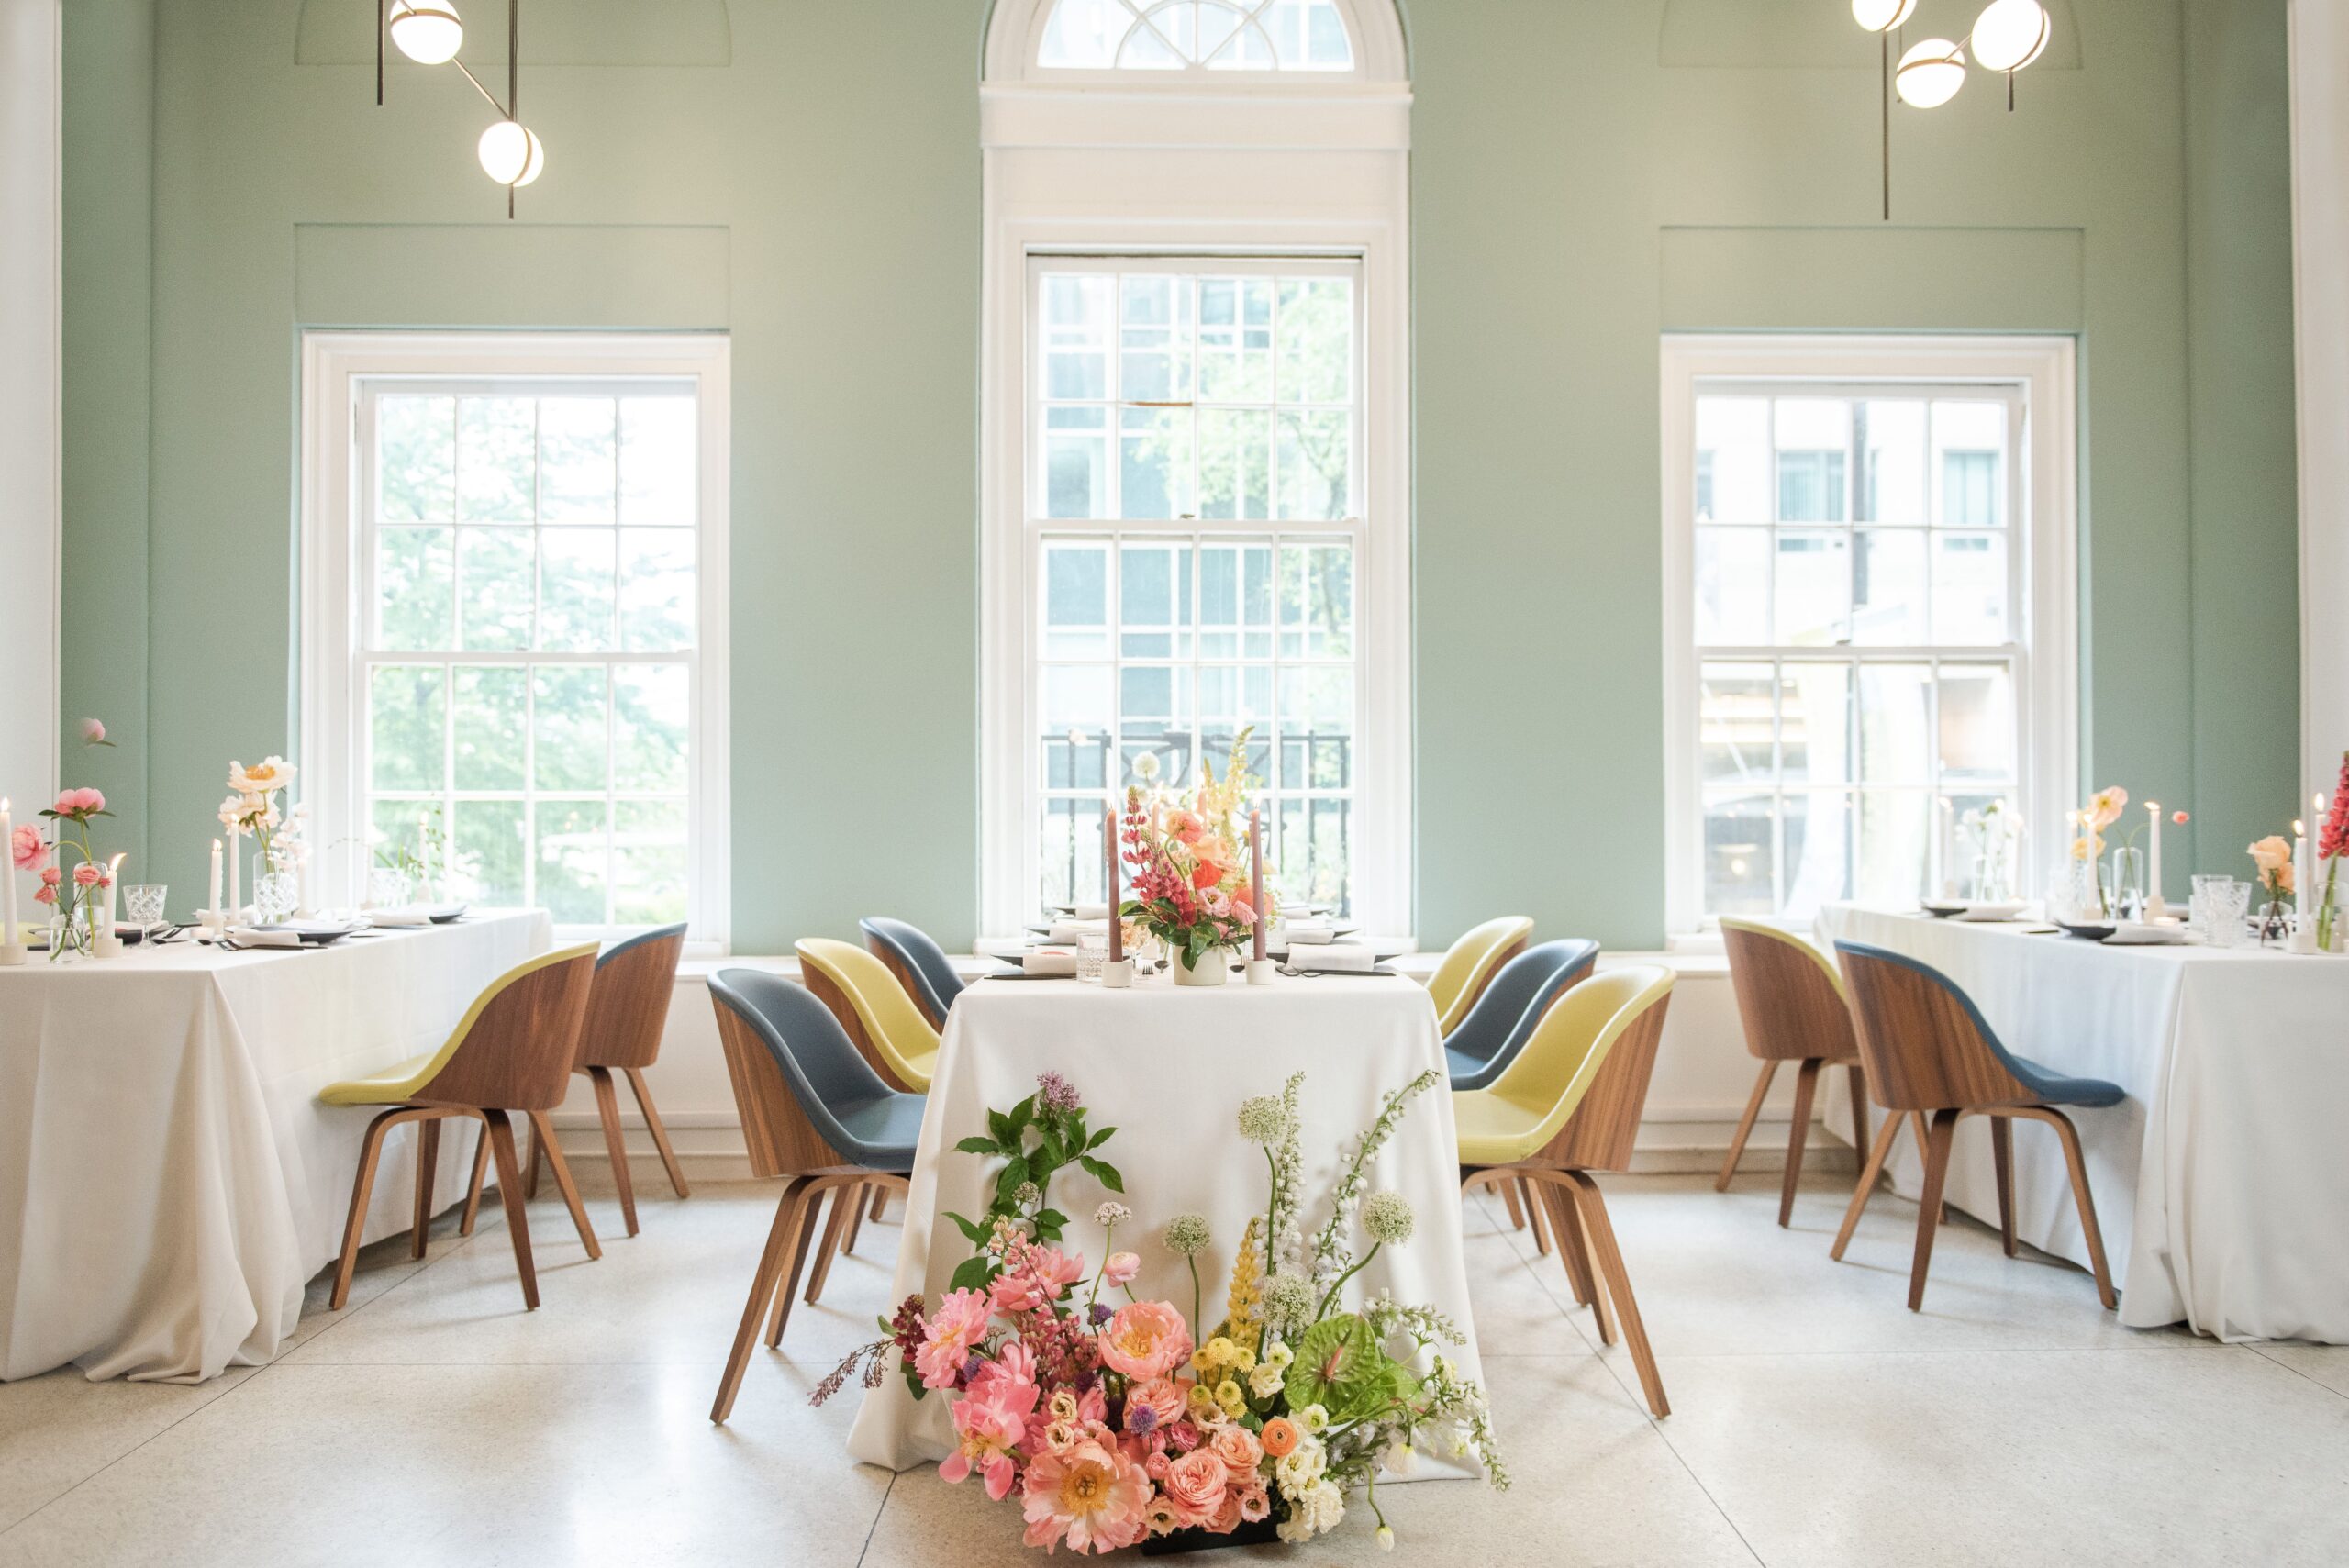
[[366, 866, 413, 909], [2108, 847, 2144, 922], [251, 851, 299, 925]]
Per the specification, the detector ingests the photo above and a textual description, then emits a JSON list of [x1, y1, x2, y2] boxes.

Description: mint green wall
[[1410, 0, 2297, 945], [62, 1, 2295, 951]]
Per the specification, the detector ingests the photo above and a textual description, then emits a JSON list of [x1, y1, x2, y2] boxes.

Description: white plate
[[1954, 901, 2029, 922]]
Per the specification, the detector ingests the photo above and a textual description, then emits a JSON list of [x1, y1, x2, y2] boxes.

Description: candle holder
[[1245, 957, 1278, 985], [1100, 957, 1134, 988], [2289, 915, 2320, 955], [0, 937, 26, 966], [92, 931, 125, 959]]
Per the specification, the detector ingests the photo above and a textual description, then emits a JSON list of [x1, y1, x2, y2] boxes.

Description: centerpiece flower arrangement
[[219, 756, 306, 921], [815, 1071, 1506, 1555], [17, 720, 121, 961], [1118, 730, 1271, 984], [2248, 833, 2298, 944]]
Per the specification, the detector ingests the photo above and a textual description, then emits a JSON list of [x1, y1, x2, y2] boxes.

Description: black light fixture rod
[[376, 0, 385, 106], [1881, 31, 1890, 221], [507, 0, 518, 218], [451, 57, 510, 117]]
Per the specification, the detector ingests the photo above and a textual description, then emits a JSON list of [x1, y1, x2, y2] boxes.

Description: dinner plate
[[1920, 899, 1970, 917], [2056, 920, 2117, 941]]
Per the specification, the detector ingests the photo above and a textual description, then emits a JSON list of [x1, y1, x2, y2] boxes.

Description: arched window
[[1035, 0, 1353, 72], [978, 0, 1411, 936]]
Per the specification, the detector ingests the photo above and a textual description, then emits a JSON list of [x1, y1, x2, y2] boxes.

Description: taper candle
[[2294, 818, 2310, 923], [1250, 809, 1265, 962], [209, 838, 223, 917], [2145, 802, 2162, 907], [227, 829, 240, 921], [103, 853, 125, 929], [1, 799, 17, 941], [1105, 804, 1122, 964]]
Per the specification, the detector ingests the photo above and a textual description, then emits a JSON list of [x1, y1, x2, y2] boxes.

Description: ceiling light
[[1851, 0, 1919, 32], [477, 120, 544, 187], [1896, 38, 1967, 108], [1969, 0, 2050, 74], [387, 1, 463, 66]]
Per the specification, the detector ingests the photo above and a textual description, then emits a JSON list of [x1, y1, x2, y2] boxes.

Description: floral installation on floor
[[816, 1072, 1504, 1555], [1118, 729, 1273, 982]]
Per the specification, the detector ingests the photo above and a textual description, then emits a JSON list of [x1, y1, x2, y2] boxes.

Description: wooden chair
[[319, 943, 602, 1311], [1444, 938, 1600, 1252], [1718, 918, 1936, 1228], [860, 916, 964, 1032], [1427, 915, 1535, 1036], [793, 937, 939, 1091], [1457, 965, 1676, 1417], [1831, 940, 2123, 1312], [494, 923, 690, 1239], [706, 969, 923, 1422]]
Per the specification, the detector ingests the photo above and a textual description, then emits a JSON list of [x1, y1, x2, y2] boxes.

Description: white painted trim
[[1658, 335, 2078, 932], [980, 83, 1410, 151], [298, 331, 732, 948], [984, 0, 1408, 84], [2289, 0, 2349, 783]]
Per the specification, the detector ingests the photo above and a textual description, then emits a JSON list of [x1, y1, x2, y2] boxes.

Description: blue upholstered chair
[[860, 916, 964, 1031], [1831, 941, 2123, 1312], [1445, 938, 1602, 1090], [707, 969, 925, 1422]]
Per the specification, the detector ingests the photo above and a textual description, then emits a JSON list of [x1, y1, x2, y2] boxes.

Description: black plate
[[2056, 920, 2117, 941]]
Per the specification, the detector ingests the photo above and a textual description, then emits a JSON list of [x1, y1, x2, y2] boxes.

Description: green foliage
[[949, 1088, 1126, 1284]]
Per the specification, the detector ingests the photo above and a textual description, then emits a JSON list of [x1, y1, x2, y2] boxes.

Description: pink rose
[[1126, 1375, 1189, 1432], [72, 862, 102, 887], [1097, 1300, 1193, 1380], [39, 865, 61, 886], [1208, 1491, 1244, 1535], [10, 824, 45, 873], [1209, 1423, 1262, 1474], [33, 883, 56, 906], [1103, 1251, 1140, 1288], [1162, 1448, 1229, 1518]]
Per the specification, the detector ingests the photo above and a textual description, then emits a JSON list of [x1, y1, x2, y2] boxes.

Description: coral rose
[[1162, 1448, 1229, 1520], [1210, 1423, 1263, 1474], [72, 862, 102, 887], [1126, 1376, 1189, 1433], [1097, 1300, 1193, 1380]]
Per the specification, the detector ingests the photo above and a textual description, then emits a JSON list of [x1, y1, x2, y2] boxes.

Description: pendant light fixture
[[375, 0, 543, 217], [1855, 0, 2051, 220]]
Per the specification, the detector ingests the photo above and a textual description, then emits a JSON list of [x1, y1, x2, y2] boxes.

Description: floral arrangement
[[2068, 786, 2187, 917], [2248, 833, 2296, 942], [17, 719, 120, 960], [218, 756, 303, 863], [817, 1072, 1504, 1554], [1118, 730, 1271, 978], [1957, 799, 2021, 900], [2320, 752, 2348, 952]]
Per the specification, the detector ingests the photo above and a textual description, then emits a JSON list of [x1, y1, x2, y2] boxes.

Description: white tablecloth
[[849, 970, 1486, 1478], [0, 910, 551, 1382], [1817, 905, 2349, 1341]]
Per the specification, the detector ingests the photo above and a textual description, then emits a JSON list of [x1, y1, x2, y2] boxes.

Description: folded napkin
[[1279, 921, 1336, 944], [2105, 922, 2187, 945], [1045, 918, 1109, 944], [1067, 903, 1111, 921], [1023, 949, 1079, 976], [365, 908, 435, 928], [227, 927, 305, 948], [1286, 944, 1376, 973]]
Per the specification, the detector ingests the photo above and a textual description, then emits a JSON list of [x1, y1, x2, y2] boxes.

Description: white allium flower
[[1260, 1271, 1314, 1326], [1133, 751, 1162, 783], [1162, 1214, 1211, 1256], [1237, 1094, 1287, 1145], [1094, 1201, 1131, 1228], [1361, 1190, 1416, 1247]]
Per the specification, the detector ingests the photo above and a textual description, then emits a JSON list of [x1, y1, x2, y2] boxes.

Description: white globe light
[[477, 120, 544, 187], [1896, 38, 1967, 108], [387, 1, 464, 67], [1852, 0, 1919, 33], [1969, 0, 2050, 73]]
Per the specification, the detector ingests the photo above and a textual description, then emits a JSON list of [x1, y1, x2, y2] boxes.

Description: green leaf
[[944, 1210, 989, 1246], [1078, 1155, 1125, 1194], [1086, 1126, 1118, 1150], [994, 1156, 1031, 1202], [1033, 1208, 1070, 1232], [953, 1135, 1001, 1156], [988, 1108, 1016, 1146], [1286, 1314, 1382, 1418], [948, 1255, 996, 1295]]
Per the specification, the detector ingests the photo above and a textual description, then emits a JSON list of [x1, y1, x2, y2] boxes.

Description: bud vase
[[251, 851, 299, 925], [2108, 847, 2144, 922], [1172, 949, 1231, 986]]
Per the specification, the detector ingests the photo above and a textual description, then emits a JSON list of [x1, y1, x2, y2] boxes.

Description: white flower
[[1297, 1402, 1330, 1433], [1163, 1214, 1211, 1256], [1133, 751, 1162, 783], [1264, 1340, 1293, 1370], [1376, 1525, 1396, 1551], [1094, 1201, 1130, 1228], [1248, 1363, 1285, 1399], [1381, 1437, 1416, 1475], [1361, 1190, 1416, 1247], [1237, 1095, 1287, 1144], [1308, 1482, 1345, 1533]]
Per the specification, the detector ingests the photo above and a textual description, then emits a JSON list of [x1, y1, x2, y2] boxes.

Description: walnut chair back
[[574, 923, 687, 1071], [412, 945, 597, 1114], [1720, 917, 1860, 1063]]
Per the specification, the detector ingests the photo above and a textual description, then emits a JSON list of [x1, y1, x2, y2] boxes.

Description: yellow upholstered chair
[[1456, 964, 1675, 1416], [793, 937, 940, 1092], [1426, 916, 1535, 1036], [319, 943, 601, 1310]]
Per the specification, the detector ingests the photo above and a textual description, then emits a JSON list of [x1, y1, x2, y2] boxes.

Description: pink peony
[[10, 824, 45, 873], [1162, 1447, 1230, 1522], [1020, 1439, 1152, 1554], [1097, 1300, 1193, 1380], [52, 787, 105, 817], [72, 862, 102, 887], [1209, 1423, 1263, 1474], [942, 1373, 1038, 1501], [992, 1271, 1049, 1316], [1102, 1251, 1140, 1288], [914, 1288, 992, 1389]]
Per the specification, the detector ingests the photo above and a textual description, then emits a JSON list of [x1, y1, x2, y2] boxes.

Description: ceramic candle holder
[[1100, 957, 1134, 989], [1246, 957, 1278, 985], [92, 932, 125, 959], [0, 939, 26, 967]]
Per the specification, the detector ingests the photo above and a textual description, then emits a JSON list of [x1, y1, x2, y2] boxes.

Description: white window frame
[[299, 331, 732, 948], [979, 1, 1412, 939], [1658, 334, 2077, 934]]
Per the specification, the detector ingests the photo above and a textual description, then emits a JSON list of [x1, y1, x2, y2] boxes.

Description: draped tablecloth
[[1818, 904, 2349, 1342], [0, 910, 551, 1382], [849, 971, 1487, 1480]]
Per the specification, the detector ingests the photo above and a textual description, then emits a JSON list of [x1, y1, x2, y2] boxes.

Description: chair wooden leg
[[1562, 1171, 1667, 1418], [2020, 1106, 2118, 1308], [803, 1184, 858, 1304], [626, 1068, 692, 1200], [1832, 1108, 1904, 1262], [410, 1116, 442, 1260], [588, 1067, 639, 1239], [483, 1108, 540, 1309], [841, 1180, 869, 1255], [1716, 1061, 1778, 1191], [870, 1187, 889, 1222], [1990, 1113, 2018, 1257], [1907, 1108, 1959, 1311], [330, 1107, 416, 1310], [765, 1177, 832, 1348], [1846, 1062, 1870, 1158], [1541, 1176, 1606, 1333], [459, 1116, 491, 1236], [1520, 1176, 1553, 1255], [712, 1177, 814, 1423], [524, 1114, 544, 1202], [1497, 1176, 1526, 1231], [1909, 1113, 1947, 1223], [529, 1110, 603, 1261], [1779, 1058, 1821, 1228]]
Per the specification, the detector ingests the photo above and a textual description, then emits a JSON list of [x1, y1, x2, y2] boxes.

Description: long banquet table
[[0, 909, 551, 1382], [1818, 903, 2349, 1342], [849, 967, 1487, 1481]]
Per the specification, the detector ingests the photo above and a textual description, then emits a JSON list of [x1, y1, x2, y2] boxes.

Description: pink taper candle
[[1250, 809, 1265, 962], [1105, 804, 1122, 963]]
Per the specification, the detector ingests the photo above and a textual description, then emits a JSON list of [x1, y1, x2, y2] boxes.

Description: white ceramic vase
[[1173, 949, 1231, 986]]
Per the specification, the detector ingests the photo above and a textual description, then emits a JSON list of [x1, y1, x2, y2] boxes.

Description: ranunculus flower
[[33, 883, 56, 906], [2249, 835, 2296, 894], [10, 824, 46, 873], [72, 862, 103, 887], [1097, 1300, 1193, 1380], [1162, 1447, 1229, 1520], [1102, 1251, 1140, 1287], [39, 864, 61, 886], [1259, 1417, 1299, 1458]]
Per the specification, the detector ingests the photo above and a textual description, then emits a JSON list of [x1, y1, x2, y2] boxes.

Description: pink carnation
[[1097, 1300, 1193, 1380]]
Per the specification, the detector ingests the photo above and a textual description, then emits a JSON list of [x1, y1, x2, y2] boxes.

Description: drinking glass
[[2192, 876, 2249, 948], [1076, 931, 1108, 982], [123, 884, 169, 929]]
